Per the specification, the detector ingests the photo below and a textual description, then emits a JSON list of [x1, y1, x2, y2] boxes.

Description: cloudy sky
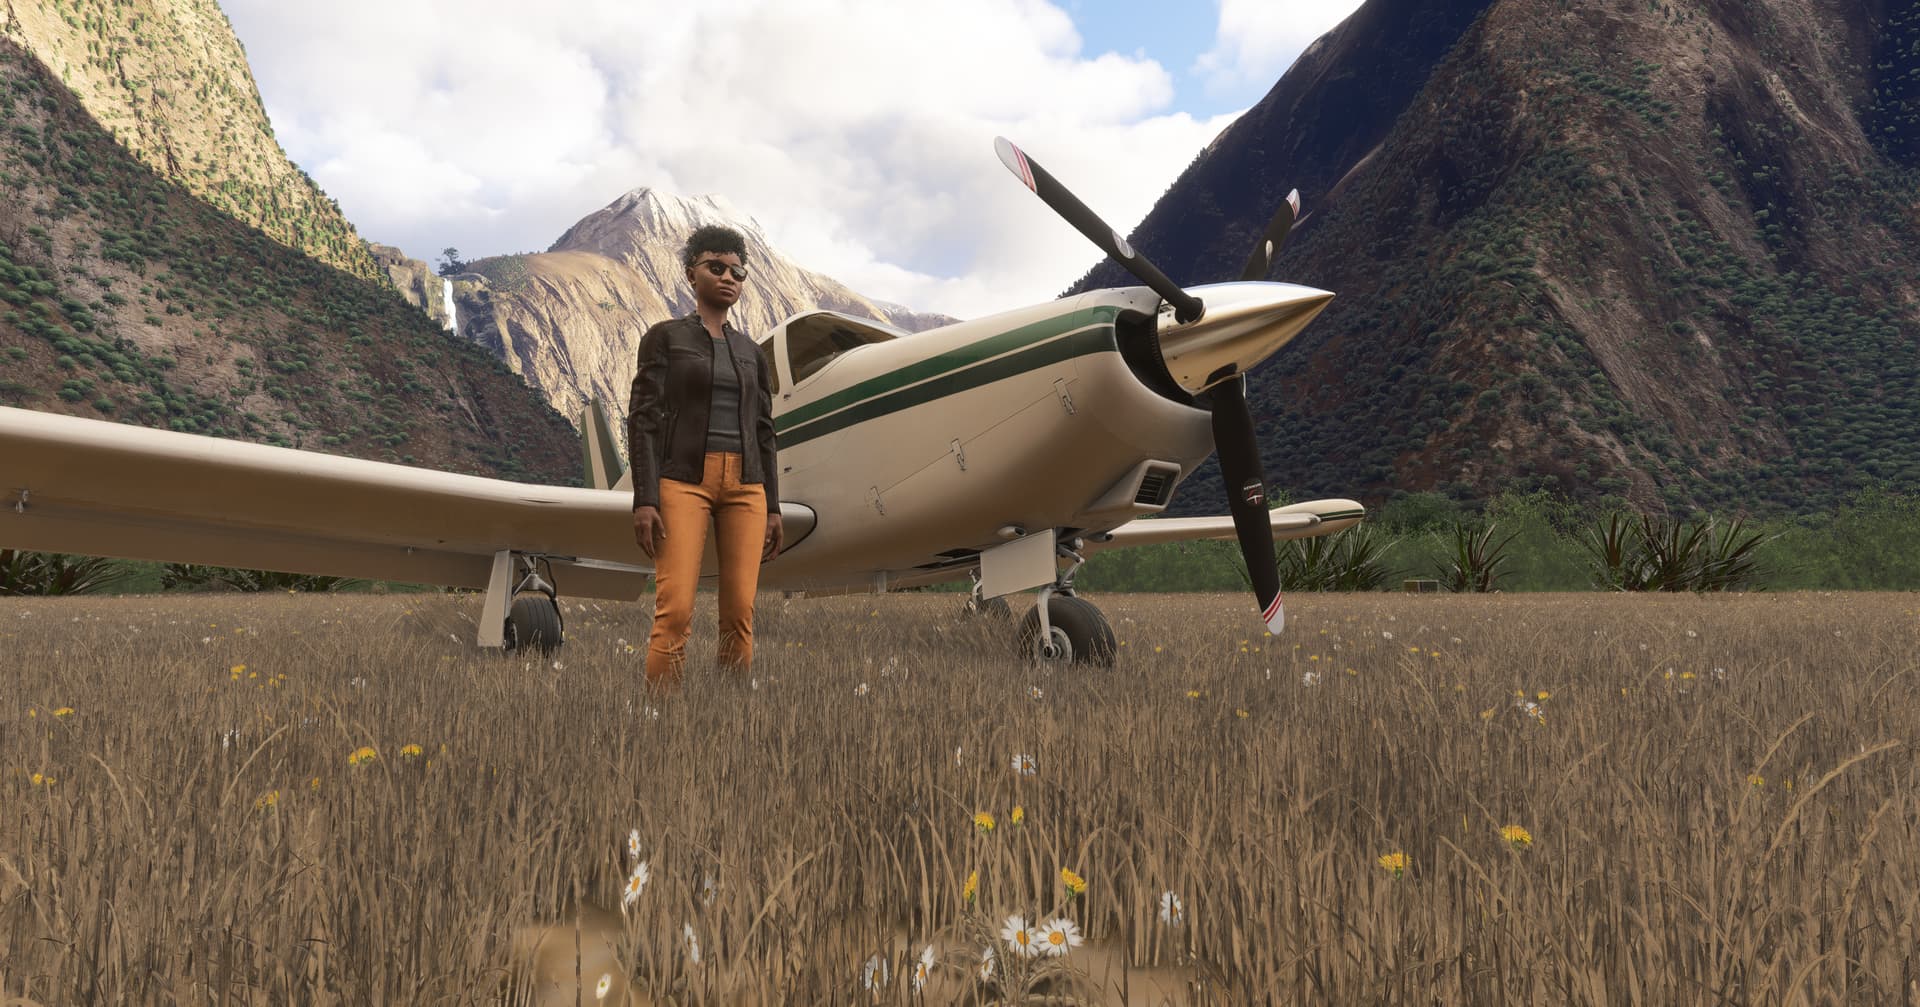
[[222, 0, 1364, 319]]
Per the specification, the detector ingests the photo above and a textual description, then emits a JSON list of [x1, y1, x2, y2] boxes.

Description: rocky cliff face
[[448, 188, 956, 433], [369, 244, 453, 330], [0, 40, 581, 488], [1070, 0, 1920, 516], [1, 0, 379, 279]]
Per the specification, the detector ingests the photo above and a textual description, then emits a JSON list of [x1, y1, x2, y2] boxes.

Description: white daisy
[[1000, 915, 1038, 958], [595, 973, 612, 1000], [1037, 918, 1083, 957], [1302, 671, 1321, 686], [854, 682, 870, 697], [621, 862, 649, 912], [912, 944, 935, 992], [977, 946, 996, 980], [1159, 890, 1185, 926], [1028, 685, 1044, 700], [626, 829, 642, 862], [701, 874, 718, 906], [1011, 753, 1037, 776], [683, 923, 701, 964], [862, 954, 889, 990]]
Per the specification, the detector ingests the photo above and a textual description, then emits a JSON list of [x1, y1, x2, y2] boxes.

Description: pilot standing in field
[[628, 224, 783, 694]]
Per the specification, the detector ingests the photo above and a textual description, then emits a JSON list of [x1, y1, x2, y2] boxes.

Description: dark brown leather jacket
[[626, 314, 778, 509]]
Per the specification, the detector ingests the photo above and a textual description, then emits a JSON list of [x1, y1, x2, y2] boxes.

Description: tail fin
[[579, 399, 628, 491]]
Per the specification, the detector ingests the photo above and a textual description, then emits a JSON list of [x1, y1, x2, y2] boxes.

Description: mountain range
[[1070, 0, 1920, 516]]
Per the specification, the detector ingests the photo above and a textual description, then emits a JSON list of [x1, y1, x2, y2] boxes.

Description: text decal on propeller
[[1241, 480, 1265, 508]]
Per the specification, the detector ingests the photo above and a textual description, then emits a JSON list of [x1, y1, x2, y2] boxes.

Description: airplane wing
[[1084, 499, 1365, 553], [0, 405, 655, 600]]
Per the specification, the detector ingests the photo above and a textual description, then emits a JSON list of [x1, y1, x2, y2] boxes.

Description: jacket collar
[[684, 312, 743, 340]]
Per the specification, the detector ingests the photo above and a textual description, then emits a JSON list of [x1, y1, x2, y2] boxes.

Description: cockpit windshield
[[784, 313, 900, 384]]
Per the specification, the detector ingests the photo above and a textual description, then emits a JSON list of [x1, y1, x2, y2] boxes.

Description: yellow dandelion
[[973, 811, 995, 833], [1479, 707, 1495, 721], [52, 707, 73, 717], [1060, 867, 1087, 897], [1748, 774, 1764, 788], [255, 790, 279, 811], [1186, 689, 1200, 699], [310, 776, 321, 791], [1011, 805, 1024, 826], [400, 744, 423, 759], [31, 772, 45, 786], [1235, 708, 1249, 719], [348, 746, 377, 767], [1498, 825, 1532, 848], [963, 869, 978, 903], [1680, 671, 1696, 680], [1377, 852, 1408, 878], [1536, 690, 1550, 700], [230, 664, 246, 675]]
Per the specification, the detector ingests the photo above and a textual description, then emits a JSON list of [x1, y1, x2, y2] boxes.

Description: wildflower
[[1235, 708, 1249, 718], [854, 682, 870, 697], [1680, 671, 1696, 681], [1028, 685, 1043, 700], [1038, 918, 1083, 957], [912, 944, 935, 992], [1301, 671, 1320, 686], [701, 874, 718, 906], [1186, 689, 1201, 699], [310, 776, 320, 791], [52, 707, 72, 717], [862, 953, 889, 990], [622, 862, 650, 911], [1060, 867, 1087, 897], [1011, 753, 1036, 775], [1479, 707, 1495, 720], [1535, 691, 1550, 701], [683, 923, 701, 964], [1010, 805, 1024, 827], [1378, 852, 1408, 878], [627, 829, 642, 862], [1000, 916, 1037, 957], [1499, 825, 1532, 849], [400, 744, 422, 759], [963, 869, 977, 904], [595, 973, 612, 1000], [1381, 631, 1393, 640], [348, 746, 377, 766], [30, 772, 47, 786], [974, 812, 995, 833], [1748, 774, 1765, 788], [978, 945, 997, 980], [1158, 890, 1185, 926], [255, 790, 279, 811]]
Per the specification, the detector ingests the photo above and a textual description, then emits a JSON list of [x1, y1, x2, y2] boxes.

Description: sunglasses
[[694, 260, 748, 282]]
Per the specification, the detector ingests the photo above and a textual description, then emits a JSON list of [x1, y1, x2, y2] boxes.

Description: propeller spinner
[[994, 136, 1324, 633]]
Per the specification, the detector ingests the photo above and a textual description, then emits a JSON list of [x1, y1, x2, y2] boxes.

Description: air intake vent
[[1135, 465, 1177, 507]]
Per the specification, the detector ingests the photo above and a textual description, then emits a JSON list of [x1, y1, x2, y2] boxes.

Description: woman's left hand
[[762, 513, 784, 562]]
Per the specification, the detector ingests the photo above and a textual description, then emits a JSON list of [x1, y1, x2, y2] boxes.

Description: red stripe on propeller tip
[[1263, 594, 1285, 633]]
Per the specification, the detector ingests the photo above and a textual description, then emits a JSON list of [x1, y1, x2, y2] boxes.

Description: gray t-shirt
[[705, 336, 744, 453]]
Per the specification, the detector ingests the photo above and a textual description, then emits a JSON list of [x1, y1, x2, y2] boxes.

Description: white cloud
[[1193, 0, 1366, 99], [220, 0, 1246, 319]]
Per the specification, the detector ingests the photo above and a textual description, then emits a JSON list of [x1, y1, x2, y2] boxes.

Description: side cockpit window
[[785, 313, 900, 384], [756, 339, 780, 394]]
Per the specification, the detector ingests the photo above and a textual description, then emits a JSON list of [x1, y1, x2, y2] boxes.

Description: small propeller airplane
[[0, 137, 1363, 664]]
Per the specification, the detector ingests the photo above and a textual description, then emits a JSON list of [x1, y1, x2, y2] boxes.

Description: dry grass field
[[3, 589, 1918, 1005]]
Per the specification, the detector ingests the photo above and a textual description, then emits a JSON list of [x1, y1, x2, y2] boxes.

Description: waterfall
[[440, 275, 458, 333]]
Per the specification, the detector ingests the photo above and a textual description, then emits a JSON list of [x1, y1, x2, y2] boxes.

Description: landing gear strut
[[1016, 537, 1115, 666], [963, 571, 1012, 619]]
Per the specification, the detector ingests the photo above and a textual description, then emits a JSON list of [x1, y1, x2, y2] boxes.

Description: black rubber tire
[[504, 594, 564, 655], [1017, 595, 1116, 667], [963, 594, 1013, 620]]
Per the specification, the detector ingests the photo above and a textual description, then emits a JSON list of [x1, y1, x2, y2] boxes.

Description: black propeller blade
[[1209, 374, 1284, 632], [994, 136, 1205, 324], [995, 136, 1298, 632], [1238, 189, 1301, 282]]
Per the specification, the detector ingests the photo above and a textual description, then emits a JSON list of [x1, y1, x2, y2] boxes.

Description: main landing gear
[[1012, 537, 1115, 667], [480, 551, 565, 655]]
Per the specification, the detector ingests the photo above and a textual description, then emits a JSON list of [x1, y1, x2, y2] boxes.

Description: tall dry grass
[[2, 590, 1918, 1004]]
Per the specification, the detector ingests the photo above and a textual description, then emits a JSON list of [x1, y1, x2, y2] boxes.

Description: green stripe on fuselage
[[775, 306, 1119, 447]]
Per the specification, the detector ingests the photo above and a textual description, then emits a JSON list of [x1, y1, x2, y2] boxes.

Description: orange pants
[[646, 452, 768, 689]]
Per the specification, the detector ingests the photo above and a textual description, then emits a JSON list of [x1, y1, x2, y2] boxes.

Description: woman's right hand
[[633, 505, 665, 559]]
